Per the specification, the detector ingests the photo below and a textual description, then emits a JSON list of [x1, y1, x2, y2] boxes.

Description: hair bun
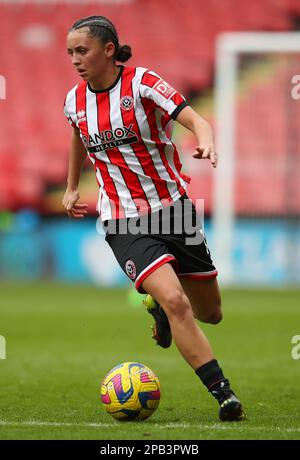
[[115, 44, 132, 63]]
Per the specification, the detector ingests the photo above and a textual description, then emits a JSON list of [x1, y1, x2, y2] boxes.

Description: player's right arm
[[62, 126, 88, 219]]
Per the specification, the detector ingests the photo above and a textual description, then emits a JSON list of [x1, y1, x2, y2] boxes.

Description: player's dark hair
[[70, 16, 132, 63]]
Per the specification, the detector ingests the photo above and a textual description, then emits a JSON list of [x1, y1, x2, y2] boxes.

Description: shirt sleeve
[[63, 87, 78, 128], [64, 99, 77, 128], [139, 70, 189, 120]]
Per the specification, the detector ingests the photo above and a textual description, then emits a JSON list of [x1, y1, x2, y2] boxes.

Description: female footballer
[[63, 15, 245, 422]]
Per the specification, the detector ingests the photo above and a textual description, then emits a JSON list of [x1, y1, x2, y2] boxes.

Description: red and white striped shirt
[[64, 65, 191, 221]]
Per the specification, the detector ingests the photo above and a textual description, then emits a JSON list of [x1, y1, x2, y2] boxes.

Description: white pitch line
[[0, 420, 300, 434], [0, 421, 115, 428]]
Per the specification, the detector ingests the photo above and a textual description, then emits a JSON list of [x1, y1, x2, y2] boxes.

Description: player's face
[[67, 28, 115, 81]]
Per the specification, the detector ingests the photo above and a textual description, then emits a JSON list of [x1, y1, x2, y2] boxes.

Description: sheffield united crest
[[120, 96, 134, 111]]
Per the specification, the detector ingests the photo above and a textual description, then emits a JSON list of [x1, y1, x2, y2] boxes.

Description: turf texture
[[0, 283, 299, 440]]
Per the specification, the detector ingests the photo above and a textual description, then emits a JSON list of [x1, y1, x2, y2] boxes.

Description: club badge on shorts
[[125, 260, 136, 280], [120, 96, 134, 111]]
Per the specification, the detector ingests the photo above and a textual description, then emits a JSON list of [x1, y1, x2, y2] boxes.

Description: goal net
[[213, 32, 300, 286]]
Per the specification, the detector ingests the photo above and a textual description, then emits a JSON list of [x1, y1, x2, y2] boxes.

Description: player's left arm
[[175, 105, 218, 168]]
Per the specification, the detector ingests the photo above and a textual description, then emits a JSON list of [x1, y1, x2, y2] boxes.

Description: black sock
[[195, 359, 229, 392]]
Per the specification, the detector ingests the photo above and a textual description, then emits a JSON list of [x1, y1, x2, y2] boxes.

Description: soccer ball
[[100, 362, 161, 421]]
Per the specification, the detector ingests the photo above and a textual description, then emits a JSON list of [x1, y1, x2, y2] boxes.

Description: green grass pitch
[[0, 282, 299, 440]]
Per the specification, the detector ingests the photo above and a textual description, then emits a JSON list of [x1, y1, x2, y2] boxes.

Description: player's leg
[[104, 222, 245, 421], [179, 276, 223, 324], [142, 262, 215, 369], [146, 276, 222, 348], [142, 263, 246, 422]]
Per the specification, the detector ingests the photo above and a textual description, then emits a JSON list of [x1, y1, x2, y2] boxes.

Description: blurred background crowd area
[[0, 0, 299, 286]]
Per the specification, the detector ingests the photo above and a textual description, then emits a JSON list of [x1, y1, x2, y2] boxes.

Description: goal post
[[213, 32, 300, 285]]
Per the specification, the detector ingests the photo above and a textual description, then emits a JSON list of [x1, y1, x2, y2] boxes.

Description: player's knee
[[161, 289, 191, 321], [195, 296, 222, 323], [200, 308, 223, 325], [208, 309, 223, 324]]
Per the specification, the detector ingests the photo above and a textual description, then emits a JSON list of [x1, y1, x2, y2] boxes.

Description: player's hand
[[62, 189, 88, 219], [192, 145, 218, 168]]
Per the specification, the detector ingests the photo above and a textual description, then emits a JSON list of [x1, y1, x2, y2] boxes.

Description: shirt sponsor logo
[[153, 79, 177, 100], [120, 95, 134, 111], [83, 124, 139, 153]]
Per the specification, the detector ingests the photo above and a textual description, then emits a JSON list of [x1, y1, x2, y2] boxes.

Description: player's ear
[[104, 41, 115, 59]]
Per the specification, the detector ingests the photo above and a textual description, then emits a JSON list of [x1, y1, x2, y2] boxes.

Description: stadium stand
[[0, 0, 299, 213]]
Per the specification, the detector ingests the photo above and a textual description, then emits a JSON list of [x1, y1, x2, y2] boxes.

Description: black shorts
[[103, 194, 218, 293]]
